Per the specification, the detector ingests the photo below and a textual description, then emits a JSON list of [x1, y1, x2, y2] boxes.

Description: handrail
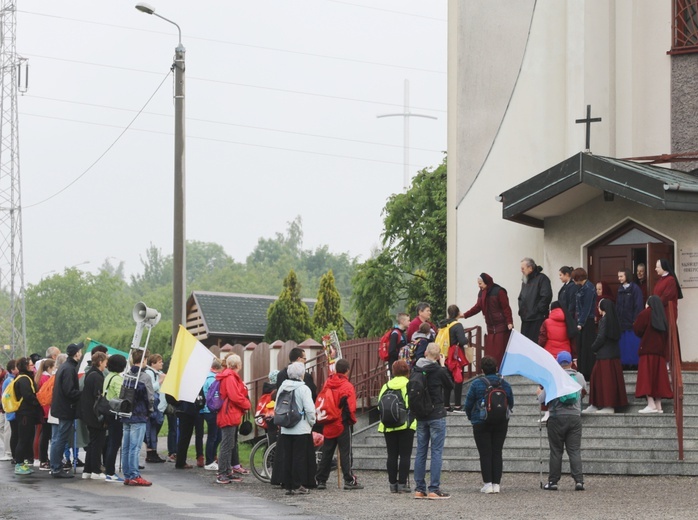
[[667, 305, 684, 461], [242, 326, 486, 435]]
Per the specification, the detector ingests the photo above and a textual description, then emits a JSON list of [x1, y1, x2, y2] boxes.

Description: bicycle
[[250, 434, 275, 483]]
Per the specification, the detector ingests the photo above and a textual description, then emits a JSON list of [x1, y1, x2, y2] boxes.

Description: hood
[[215, 368, 237, 381], [412, 332, 430, 340], [415, 357, 437, 371], [386, 375, 409, 391], [550, 307, 565, 322], [324, 372, 349, 390], [278, 378, 304, 393]]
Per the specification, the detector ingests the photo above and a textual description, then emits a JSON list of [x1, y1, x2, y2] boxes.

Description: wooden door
[[589, 245, 632, 296], [647, 243, 675, 295]]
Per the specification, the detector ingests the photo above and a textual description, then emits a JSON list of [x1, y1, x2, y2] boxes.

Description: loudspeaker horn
[[132, 302, 160, 323]]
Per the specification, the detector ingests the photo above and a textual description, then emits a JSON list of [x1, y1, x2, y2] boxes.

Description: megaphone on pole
[[132, 302, 161, 325]]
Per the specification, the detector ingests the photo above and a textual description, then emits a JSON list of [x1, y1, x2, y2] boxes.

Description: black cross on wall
[[575, 105, 602, 151]]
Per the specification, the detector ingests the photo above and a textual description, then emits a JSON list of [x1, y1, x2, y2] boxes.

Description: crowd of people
[[0, 256, 682, 501]]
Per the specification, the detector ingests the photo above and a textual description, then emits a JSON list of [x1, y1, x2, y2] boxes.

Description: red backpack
[[315, 384, 341, 424], [378, 328, 400, 362]]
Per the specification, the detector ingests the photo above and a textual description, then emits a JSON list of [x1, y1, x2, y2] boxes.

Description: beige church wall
[[545, 196, 698, 362]]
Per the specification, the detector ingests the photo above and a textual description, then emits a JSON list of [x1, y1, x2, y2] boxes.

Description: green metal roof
[[190, 291, 354, 339]]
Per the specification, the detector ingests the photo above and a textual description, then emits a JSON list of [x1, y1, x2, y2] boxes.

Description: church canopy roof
[[499, 152, 698, 228]]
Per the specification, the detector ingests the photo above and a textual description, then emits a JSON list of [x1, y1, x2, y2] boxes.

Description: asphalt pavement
[[1, 455, 697, 520]]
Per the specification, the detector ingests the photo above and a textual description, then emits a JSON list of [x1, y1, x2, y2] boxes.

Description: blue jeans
[[201, 412, 221, 465], [50, 419, 74, 473], [121, 422, 146, 480], [413, 417, 446, 493]]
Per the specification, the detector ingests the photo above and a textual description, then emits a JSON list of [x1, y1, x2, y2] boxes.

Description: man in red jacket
[[315, 359, 363, 490]]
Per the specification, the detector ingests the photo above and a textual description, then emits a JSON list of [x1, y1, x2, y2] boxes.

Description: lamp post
[[135, 3, 186, 348]]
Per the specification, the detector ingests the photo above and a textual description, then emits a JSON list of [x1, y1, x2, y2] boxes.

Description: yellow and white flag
[[161, 325, 216, 403]]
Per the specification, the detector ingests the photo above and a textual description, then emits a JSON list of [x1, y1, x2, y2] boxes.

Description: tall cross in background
[[575, 105, 602, 152]]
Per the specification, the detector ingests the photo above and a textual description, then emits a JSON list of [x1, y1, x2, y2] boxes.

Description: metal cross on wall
[[575, 104, 602, 152]]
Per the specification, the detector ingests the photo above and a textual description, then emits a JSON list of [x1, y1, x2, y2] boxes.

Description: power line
[[321, 0, 447, 22], [22, 71, 172, 209], [18, 9, 445, 75], [24, 54, 446, 114], [21, 112, 437, 170], [26, 94, 442, 153]]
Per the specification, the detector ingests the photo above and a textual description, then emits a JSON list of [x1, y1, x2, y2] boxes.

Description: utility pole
[[377, 79, 437, 190], [0, 1, 27, 358]]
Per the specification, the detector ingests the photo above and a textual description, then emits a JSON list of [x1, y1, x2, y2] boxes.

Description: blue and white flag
[[500, 329, 582, 405]]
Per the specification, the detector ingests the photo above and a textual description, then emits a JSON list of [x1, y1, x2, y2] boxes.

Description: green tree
[[312, 270, 346, 341], [265, 269, 313, 342], [25, 267, 131, 351], [352, 157, 447, 336]]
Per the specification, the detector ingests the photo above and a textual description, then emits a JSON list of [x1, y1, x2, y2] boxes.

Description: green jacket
[[377, 375, 416, 433]]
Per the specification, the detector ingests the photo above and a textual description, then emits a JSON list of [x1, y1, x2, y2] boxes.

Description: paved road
[[1, 458, 697, 519]]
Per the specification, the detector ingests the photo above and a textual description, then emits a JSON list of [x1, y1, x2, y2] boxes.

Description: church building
[[447, 1, 698, 362]]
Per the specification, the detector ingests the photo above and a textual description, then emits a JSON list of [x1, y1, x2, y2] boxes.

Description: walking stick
[[336, 447, 342, 489], [538, 410, 544, 489], [73, 419, 78, 475]]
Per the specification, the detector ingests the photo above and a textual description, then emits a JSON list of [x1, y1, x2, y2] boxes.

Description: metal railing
[[667, 305, 684, 460]]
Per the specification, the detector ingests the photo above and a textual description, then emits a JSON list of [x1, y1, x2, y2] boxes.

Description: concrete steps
[[352, 371, 698, 476]]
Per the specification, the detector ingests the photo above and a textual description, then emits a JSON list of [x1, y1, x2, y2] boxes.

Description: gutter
[[664, 183, 698, 193]]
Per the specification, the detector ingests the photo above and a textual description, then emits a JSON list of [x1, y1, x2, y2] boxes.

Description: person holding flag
[[536, 352, 586, 491]]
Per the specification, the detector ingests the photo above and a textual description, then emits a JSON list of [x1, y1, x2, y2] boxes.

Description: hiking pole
[[538, 410, 544, 489], [73, 419, 78, 475], [336, 448, 342, 489]]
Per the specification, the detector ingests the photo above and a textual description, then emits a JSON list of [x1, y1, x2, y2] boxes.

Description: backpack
[[479, 376, 509, 424], [315, 384, 341, 424], [205, 379, 223, 412], [558, 370, 582, 405], [274, 388, 302, 428], [378, 388, 408, 428], [1, 375, 34, 413], [407, 369, 434, 420], [378, 328, 400, 362], [398, 342, 417, 368], [434, 321, 457, 356], [37, 375, 56, 407]]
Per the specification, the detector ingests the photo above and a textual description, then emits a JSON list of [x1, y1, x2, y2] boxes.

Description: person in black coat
[[13, 357, 41, 473], [79, 351, 107, 478], [518, 258, 553, 342], [49, 342, 83, 477]]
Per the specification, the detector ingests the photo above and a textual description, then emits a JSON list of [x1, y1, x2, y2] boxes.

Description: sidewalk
[[1, 455, 696, 519]]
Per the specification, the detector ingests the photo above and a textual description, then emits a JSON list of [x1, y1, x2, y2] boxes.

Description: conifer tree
[[265, 269, 313, 342], [312, 270, 346, 341]]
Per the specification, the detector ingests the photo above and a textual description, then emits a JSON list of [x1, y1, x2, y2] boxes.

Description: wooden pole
[[336, 448, 342, 489]]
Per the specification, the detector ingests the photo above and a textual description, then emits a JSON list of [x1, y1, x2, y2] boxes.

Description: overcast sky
[[17, 0, 446, 286]]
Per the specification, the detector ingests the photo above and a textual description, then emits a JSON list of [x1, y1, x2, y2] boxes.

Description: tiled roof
[[190, 291, 354, 338]]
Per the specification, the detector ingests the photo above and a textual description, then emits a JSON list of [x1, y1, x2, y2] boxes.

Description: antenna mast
[[0, 1, 28, 358]]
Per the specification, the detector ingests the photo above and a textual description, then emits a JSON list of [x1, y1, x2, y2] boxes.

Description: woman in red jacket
[[215, 354, 250, 484], [538, 302, 572, 360], [634, 296, 673, 413], [462, 273, 513, 367]]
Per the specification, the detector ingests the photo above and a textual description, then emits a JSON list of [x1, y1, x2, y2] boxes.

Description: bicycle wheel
[[262, 441, 276, 483], [249, 437, 270, 483]]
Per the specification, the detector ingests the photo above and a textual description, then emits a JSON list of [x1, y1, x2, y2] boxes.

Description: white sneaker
[[91, 472, 106, 480], [480, 483, 495, 494], [582, 405, 598, 414], [538, 411, 549, 423], [82, 472, 92, 479], [204, 461, 219, 471], [0, 455, 12, 461], [492, 484, 500, 493], [33, 460, 40, 467], [596, 407, 615, 414], [639, 406, 659, 414]]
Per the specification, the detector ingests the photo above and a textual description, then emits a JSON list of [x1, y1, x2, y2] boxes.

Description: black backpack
[[378, 388, 408, 428], [274, 388, 302, 428], [407, 369, 434, 420], [479, 376, 509, 424]]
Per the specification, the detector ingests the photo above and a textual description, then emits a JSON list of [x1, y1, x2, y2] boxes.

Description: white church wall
[[449, 0, 672, 333], [546, 196, 698, 361]]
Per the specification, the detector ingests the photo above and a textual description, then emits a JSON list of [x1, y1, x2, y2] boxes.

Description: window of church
[[671, 0, 698, 54]]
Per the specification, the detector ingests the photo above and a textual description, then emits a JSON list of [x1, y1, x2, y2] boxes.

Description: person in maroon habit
[[653, 258, 683, 359], [462, 273, 513, 367], [406, 302, 438, 343], [594, 281, 615, 325], [633, 296, 673, 414]]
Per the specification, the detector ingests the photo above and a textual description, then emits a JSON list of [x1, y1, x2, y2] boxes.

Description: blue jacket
[[465, 374, 514, 425], [575, 280, 596, 326], [616, 283, 644, 331], [2, 374, 15, 421]]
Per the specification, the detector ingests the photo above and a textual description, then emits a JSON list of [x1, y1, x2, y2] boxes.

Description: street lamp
[[135, 3, 186, 348]]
